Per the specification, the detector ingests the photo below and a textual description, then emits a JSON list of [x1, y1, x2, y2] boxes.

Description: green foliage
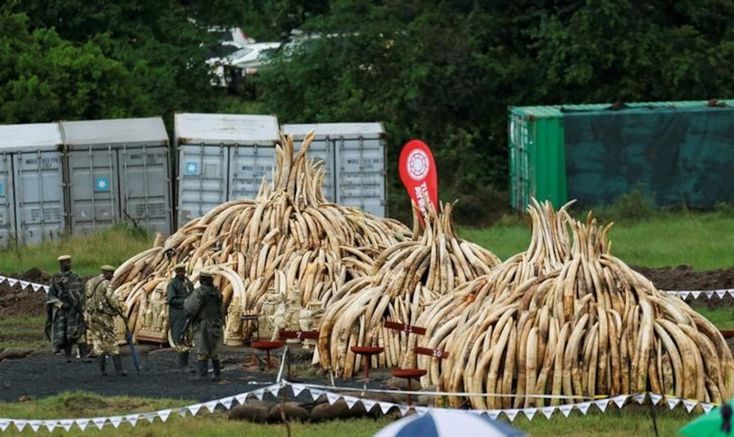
[[589, 190, 657, 222]]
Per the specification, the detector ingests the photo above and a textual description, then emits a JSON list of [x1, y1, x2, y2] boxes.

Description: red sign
[[384, 320, 427, 335], [415, 346, 449, 359], [399, 140, 438, 221]]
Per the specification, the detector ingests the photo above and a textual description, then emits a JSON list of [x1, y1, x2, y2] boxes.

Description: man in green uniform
[[184, 270, 225, 382], [46, 255, 87, 363], [86, 265, 127, 376], [167, 263, 194, 370]]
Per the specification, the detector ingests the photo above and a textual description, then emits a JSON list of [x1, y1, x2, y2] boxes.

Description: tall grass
[[0, 224, 154, 277]]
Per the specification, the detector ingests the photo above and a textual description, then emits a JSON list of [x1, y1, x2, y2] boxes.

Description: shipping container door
[[306, 138, 335, 201], [0, 152, 15, 246], [119, 145, 172, 235], [68, 146, 119, 233], [13, 149, 65, 245], [228, 144, 276, 200], [509, 113, 530, 211], [177, 144, 227, 225], [334, 136, 386, 217]]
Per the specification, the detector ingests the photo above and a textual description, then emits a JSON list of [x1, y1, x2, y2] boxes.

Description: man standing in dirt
[[167, 263, 194, 370], [184, 271, 224, 382], [46, 255, 87, 363], [86, 265, 127, 376]]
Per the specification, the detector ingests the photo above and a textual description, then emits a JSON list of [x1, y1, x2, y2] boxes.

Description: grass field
[[0, 316, 46, 350], [0, 392, 696, 436]]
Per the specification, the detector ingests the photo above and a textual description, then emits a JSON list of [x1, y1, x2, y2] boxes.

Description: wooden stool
[[391, 368, 427, 406], [351, 346, 384, 381], [251, 341, 284, 369]]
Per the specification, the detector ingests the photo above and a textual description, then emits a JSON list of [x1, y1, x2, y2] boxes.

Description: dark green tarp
[[563, 105, 734, 208]]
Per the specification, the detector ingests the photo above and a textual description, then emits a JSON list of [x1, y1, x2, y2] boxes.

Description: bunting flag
[[0, 383, 720, 433]]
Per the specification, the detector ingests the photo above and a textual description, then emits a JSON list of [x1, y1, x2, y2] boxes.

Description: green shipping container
[[508, 100, 734, 211]]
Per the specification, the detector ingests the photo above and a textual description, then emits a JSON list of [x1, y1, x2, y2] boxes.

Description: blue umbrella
[[375, 409, 525, 437]]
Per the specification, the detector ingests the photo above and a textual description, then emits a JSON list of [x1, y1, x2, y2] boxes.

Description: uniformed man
[[167, 263, 194, 370], [46, 255, 87, 363], [184, 270, 225, 382], [86, 265, 127, 376]]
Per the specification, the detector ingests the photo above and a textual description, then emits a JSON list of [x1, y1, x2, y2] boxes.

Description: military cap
[[174, 263, 187, 270], [101, 265, 116, 272], [199, 270, 213, 279], [57, 255, 71, 262]]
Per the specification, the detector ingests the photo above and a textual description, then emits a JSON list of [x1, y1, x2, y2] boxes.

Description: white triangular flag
[[729, 290, 734, 298], [188, 404, 202, 416], [487, 410, 501, 420], [683, 399, 697, 413], [613, 395, 628, 408], [716, 290, 727, 299], [0, 275, 6, 283], [19, 280, 30, 289], [143, 413, 157, 423], [110, 416, 123, 428], [267, 385, 281, 398], [595, 399, 611, 412], [205, 400, 219, 413], [44, 420, 58, 432], [692, 291, 701, 299], [76, 419, 90, 431], [253, 389, 265, 400], [309, 389, 324, 401], [667, 398, 680, 410], [326, 393, 340, 405], [702, 403, 714, 414], [415, 406, 429, 416], [705, 291, 715, 299], [362, 399, 377, 412], [541, 406, 555, 419], [59, 420, 74, 432], [7, 279, 17, 287], [291, 384, 306, 397], [220, 397, 234, 410], [158, 409, 172, 422], [649, 394, 662, 405], [344, 396, 358, 409], [178, 408, 188, 418], [235, 395, 247, 405], [125, 414, 139, 426], [680, 291, 690, 300], [633, 394, 646, 404], [379, 402, 393, 415], [43, 285, 50, 293], [93, 417, 107, 430], [31, 283, 41, 292], [14, 420, 27, 432], [398, 405, 410, 416], [523, 408, 538, 421], [577, 402, 592, 415], [505, 409, 520, 422], [559, 404, 573, 417], [0, 420, 9, 432], [28, 420, 41, 432]]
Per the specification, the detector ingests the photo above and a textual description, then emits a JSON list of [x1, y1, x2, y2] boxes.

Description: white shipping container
[[61, 118, 171, 235], [0, 123, 65, 246], [283, 123, 387, 217], [174, 113, 280, 225]]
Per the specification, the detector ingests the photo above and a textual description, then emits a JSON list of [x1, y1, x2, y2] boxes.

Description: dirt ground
[[632, 265, 734, 291]]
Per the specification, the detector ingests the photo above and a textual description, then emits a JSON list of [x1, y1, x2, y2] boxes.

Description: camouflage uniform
[[85, 274, 123, 356], [47, 270, 85, 353], [167, 275, 194, 352], [184, 276, 225, 380]]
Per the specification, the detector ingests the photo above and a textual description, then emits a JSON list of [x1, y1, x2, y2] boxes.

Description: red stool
[[351, 346, 384, 381], [391, 368, 427, 406], [251, 341, 284, 369]]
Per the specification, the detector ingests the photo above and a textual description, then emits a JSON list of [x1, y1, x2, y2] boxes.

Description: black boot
[[112, 354, 127, 376], [197, 360, 208, 379], [64, 345, 72, 363], [79, 344, 92, 363], [99, 355, 108, 376], [211, 360, 221, 382], [177, 351, 189, 369]]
